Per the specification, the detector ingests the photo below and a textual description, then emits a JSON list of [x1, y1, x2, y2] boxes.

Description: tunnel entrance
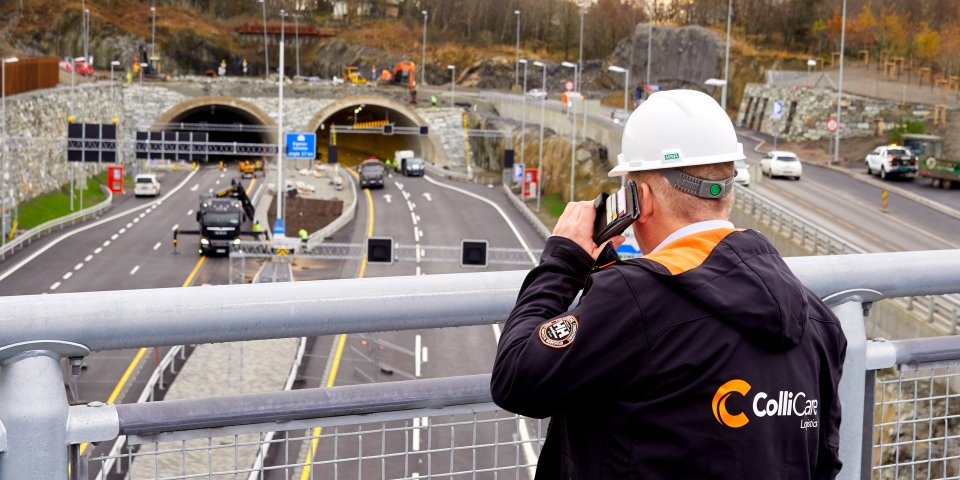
[[155, 98, 274, 164], [315, 104, 423, 168]]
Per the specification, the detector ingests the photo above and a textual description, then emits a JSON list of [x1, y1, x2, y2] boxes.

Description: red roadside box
[[107, 165, 124, 194]]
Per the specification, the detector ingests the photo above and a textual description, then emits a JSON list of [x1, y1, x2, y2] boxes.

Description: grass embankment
[[16, 171, 123, 231]]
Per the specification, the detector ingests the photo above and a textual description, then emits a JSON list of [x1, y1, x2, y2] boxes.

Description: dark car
[[359, 159, 385, 189], [401, 157, 425, 177]]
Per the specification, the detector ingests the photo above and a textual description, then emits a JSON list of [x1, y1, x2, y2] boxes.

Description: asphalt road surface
[[739, 135, 960, 252]]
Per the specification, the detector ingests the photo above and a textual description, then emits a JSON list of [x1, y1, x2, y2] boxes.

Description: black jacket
[[491, 228, 846, 479]]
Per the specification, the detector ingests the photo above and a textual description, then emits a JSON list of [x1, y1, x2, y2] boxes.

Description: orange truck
[[238, 159, 264, 178]]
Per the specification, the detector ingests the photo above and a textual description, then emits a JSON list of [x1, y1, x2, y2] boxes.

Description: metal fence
[[733, 184, 960, 335], [0, 184, 112, 260], [0, 251, 958, 479]]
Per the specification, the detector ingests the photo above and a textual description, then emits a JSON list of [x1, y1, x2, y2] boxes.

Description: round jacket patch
[[539, 316, 579, 349]]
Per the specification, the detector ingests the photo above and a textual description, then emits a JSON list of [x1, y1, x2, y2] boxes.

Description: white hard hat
[[609, 89, 745, 177]]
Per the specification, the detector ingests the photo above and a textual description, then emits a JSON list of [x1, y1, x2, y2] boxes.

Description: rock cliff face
[[614, 24, 723, 91]]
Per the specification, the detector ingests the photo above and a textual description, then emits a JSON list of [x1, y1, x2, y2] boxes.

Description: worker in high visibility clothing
[[252, 220, 264, 240], [491, 89, 846, 479], [430, 95, 438, 109], [298, 228, 309, 244]]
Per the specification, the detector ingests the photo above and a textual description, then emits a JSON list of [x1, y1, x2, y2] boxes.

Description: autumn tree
[[913, 22, 941, 65]]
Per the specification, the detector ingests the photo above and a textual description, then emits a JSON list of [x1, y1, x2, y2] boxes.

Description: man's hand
[[553, 201, 626, 259]]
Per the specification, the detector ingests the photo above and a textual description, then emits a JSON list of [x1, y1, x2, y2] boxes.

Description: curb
[[501, 184, 552, 241], [312, 167, 358, 241], [823, 164, 960, 221]]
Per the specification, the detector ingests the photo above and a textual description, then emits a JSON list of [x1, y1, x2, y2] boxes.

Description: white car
[[760, 151, 802, 180], [865, 145, 917, 180], [734, 159, 750, 187], [134, 174, 161, 197]]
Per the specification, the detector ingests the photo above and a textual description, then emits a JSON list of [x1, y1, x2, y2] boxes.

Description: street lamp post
[[151, 4, 156, 58], [294, 14, 300, 78], [279, 10, 288, 78], [447, 65, 456, 108], [83, 8, 90, 63], [646, 0, 654, 88], [514, 10, 521, 88], [608, 65, 630, 117], [577, 2, 585, 92], [275, 37, 286, 236], [533, 60, 547, 211], [259, 0, 269, 78], [421, 10, 428, 86], [2, 57, 19, 248], [561, 61, 578, 202], [109, 59, 120, 82], [833, 0, 847, 167], [519, 59, 528, 178], [81, 0, 88, 61]]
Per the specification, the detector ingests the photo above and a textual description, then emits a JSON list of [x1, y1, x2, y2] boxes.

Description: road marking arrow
[[422, 192, 432, 202], [384, 194, 392, 204]]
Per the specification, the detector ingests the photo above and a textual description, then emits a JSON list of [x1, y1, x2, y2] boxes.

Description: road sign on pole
[[286, 133, 316, 159], [826, 118, 839, 132], [771, 101, 783, 120]]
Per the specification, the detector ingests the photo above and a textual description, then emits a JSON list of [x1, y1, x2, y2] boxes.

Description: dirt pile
[[267, 196, 343, 235]]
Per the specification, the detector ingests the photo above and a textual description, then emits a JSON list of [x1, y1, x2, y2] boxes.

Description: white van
[[134, 173, 161, 197], [393, 150, 415, 173]]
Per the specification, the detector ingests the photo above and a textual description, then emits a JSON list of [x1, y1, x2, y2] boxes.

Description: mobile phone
[[592, 181, 640, 245]]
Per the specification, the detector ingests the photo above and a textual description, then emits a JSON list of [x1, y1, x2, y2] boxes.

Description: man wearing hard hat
[[492, 89, 846, 479]]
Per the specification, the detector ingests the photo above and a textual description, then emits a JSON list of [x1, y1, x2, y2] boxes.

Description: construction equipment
[[392, 61, 416, 90], [239, 158, 265, 178], [341, 66, 367, 84], [902, 134, 960, 189]]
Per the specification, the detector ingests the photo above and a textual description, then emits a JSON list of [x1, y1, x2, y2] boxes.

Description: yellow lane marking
[[301, 167, 371, 480], [797, 198, 814, 209], [836, 218, 855, 230], [81, 255, 207, 456], [861, 230, 882, 243], [246, 178, 256, 195], [779, 190, 795, 199], [814, 207, 834, 219]]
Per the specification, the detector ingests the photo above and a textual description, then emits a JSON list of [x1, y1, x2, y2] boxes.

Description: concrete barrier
[[502, 184, 552, 241], [311, 167, 357, 241]]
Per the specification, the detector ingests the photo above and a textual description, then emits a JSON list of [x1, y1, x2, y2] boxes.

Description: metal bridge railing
[[734, 184, 960, 336], [0, 184, 112, 260], [0, 251, 958, 479]]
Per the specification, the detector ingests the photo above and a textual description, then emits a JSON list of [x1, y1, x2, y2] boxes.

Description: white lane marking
[[153, 242, 162, 251], [0, 170, 199, 284], [62, 272, 72, 280], [208, 188, 214, 193], [111, 234, 119, 240], [215, 180, 220, 185], [126, 222, 133, 228], [420, 247, 426, 258], [118, 228, 126, 234], [132, 217, 139, 224], [413, 228, 420, 242], [220, 173, 225, 178], [139, 212, 146, 218], [384, 194, 392, 204], [187, 209, 194, 216], [171, 224, 179, 231], [49, 281, 61, 291], [416, 214, 421, 223], [418, 228, 423, 238], [416, 248, 421, 263], [395, 181, 405, 190], [190, 183, 199, 192], [422, 346, 428, 363], [416, 265, 422, 276], [410, 211, 417, 225], [422, 192, 432, 202], [84, 255, 93, 262], [130, 265, 140, 275], [415, 334, 422, 378], [157, 200, 163, 206], [94, 247, 102, 254], [424, 175, 538, 265], [74, 263, 83, 271], [402, 190, 411, 200]]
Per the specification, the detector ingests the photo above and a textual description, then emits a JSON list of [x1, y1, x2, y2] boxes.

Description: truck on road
[[902, 134, 959, 189], [180, 182, 257, 255]]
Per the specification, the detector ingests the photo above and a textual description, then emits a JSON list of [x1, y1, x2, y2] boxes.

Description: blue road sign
[[286, 133, 316, 159], [772, 101, 783, 120], [617, 243, 643, 259], [513, 163, 524, 184], [273, 218, 286, 236]]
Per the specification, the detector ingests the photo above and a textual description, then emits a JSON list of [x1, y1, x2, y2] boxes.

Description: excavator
[[391, 61, 416, 90], [341, 66, 367, 84]]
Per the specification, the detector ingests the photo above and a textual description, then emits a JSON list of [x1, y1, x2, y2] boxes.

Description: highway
[[738, 134, 960, 252], [261, 170, 547, 479]]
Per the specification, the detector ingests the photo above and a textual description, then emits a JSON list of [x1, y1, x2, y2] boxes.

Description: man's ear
[[637, 182, 654, 224]]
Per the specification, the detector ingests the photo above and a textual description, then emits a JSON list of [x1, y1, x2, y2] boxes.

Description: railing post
[[0, 342, 88, 479], [829, 297, 868, 480]]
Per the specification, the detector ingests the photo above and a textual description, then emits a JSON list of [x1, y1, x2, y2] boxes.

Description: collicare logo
[[711, 379, 820, 430], [712, 379, 751, 428]]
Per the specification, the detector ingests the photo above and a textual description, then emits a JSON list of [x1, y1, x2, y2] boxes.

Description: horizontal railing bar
[[0, 251, 958, 352], [116, 374, 491, 437], [0, 250, 960, 351], [885, 335, 960, 368]]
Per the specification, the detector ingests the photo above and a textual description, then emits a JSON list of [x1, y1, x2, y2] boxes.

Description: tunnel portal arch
[[153, 97, 277, 163], [306, 96, 448, 167]]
